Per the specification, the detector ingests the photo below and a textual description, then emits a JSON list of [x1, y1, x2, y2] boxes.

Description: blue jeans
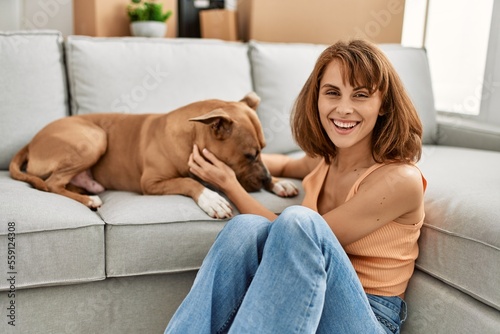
[[165, 206, 406, 334]]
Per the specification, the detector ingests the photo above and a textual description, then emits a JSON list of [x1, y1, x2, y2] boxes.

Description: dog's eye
[[245, 153, 256, 161], [244, 151, 259, 162]]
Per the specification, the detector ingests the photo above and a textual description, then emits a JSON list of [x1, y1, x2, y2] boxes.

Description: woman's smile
[[332, 119, 361, 134]]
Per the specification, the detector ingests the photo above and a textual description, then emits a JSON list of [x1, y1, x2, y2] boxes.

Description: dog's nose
[[262, 165, 272, 184], [262, 171, 272, 186], [239, 169, 269, 192], [237, 161, 273, 192]]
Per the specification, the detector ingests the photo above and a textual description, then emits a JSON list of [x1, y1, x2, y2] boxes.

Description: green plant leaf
[[127, 1, 172, 22]]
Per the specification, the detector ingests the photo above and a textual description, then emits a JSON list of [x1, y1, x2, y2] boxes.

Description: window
[[402, 0, 495, 116]]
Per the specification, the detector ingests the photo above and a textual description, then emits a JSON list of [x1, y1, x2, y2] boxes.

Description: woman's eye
[[326, 90, 340, 96], [354, 92, 369, 98]]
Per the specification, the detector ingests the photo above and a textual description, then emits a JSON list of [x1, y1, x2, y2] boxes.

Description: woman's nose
[[336, 99, 354, 115]]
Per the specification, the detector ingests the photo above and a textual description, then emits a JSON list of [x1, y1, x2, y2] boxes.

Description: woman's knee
[[215, 214, 271, 251], [275, 206, 324, 229], [272, 205, 335, 241], [223, 214, 271, 234], [280, 205, 322, 221]]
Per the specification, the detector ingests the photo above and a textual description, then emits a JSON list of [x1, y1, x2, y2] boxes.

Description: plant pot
[[130, 21, 167, 38]]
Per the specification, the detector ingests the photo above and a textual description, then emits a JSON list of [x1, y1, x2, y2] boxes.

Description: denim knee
[[214, 214, 271, 255], [279, 205, 322, 222], [273, 206, 331, 237], [222, 214, 271, 236]]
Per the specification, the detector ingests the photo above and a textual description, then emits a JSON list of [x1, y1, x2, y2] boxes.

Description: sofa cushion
[[380, 44, 437, 145], [403, 270, 500, 333], [417, 145, 500, 311], [65, 36, 253, 115], [248, 41, 437, 154], [437, 114, 500, 152], [249, 41, 327, 154], [98, 182, 304, 277], [0, 30, 69, 170], [0, 172, 105, 290]]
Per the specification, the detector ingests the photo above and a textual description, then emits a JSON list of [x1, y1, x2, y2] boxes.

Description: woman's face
[[318, 60, 383, 152]]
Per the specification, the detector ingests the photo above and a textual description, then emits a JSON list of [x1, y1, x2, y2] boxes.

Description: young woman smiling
[[165, 39, 425, 334]]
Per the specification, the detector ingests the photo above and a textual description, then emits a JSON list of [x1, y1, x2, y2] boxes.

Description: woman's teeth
[[333, 120, 358, 129]]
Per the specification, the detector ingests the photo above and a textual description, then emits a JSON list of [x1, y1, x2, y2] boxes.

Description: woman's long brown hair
[[292, 39, 423, 164]]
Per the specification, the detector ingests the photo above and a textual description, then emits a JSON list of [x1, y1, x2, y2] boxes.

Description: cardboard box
[[74, 0, 177, 38], [200, 9, 238, 41], [247, 0, 405, 44]]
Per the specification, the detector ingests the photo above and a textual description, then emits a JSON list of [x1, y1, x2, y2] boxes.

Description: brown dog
[[9, 92, 298, 218]]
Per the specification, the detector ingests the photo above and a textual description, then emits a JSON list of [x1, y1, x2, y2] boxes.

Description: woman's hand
[[189, 144, 278, 221], [188, 144, 238, 192]]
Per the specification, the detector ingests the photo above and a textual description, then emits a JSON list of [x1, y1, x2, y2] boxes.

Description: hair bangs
[[335, 47, 388, 96]]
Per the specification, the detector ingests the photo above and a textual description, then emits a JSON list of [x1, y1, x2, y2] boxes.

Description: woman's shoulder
[[360, 163, 426, 202]]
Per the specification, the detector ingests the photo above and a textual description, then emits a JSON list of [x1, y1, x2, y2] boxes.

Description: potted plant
[[127, 0, 173, 38]]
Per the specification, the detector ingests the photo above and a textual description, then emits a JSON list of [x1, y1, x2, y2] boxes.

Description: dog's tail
[[9, 145, 49, 191]]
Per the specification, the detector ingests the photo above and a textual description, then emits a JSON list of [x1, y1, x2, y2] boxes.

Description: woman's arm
[[189, 145, 278, 221], [322, 164, 425, 246], [262, 153, 321, 178], [189, 147, 425, 246]]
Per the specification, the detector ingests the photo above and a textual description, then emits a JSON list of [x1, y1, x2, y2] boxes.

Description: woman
[[165, 39, 426, 334]]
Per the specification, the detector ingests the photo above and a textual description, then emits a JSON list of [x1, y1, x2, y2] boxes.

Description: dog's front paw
[[271, 179, 299, 197], [197, 188, 233, 219]]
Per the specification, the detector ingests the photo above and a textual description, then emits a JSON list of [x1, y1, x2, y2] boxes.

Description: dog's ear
[[240, 92, 261, 110], [189, 109, 233, 140]]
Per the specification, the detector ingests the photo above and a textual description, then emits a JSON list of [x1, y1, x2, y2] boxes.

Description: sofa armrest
[[436, 114, 500, 152]]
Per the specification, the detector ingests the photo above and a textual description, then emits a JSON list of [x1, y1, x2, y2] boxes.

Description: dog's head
[[189, 92, 272, 192]]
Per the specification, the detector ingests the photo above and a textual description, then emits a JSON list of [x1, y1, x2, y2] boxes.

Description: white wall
[[401, 0, 427, 47], [0, 0, 22, 30], [0, 0, 73, 36], [480, 0, 500, 125]]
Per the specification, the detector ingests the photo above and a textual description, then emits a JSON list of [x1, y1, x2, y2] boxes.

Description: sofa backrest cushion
[[249, 41, 437, 154], [65, 37, 253, 115], [0, 30, 69, 170], [249, 41, 327, 154], [380, 44, 437, 145]]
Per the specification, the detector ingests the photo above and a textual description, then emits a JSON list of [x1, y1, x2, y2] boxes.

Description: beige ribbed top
[[302, 161, 425, 296]]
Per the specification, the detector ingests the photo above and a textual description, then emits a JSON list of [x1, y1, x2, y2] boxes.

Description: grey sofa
[[0, 30, 499, 334]]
